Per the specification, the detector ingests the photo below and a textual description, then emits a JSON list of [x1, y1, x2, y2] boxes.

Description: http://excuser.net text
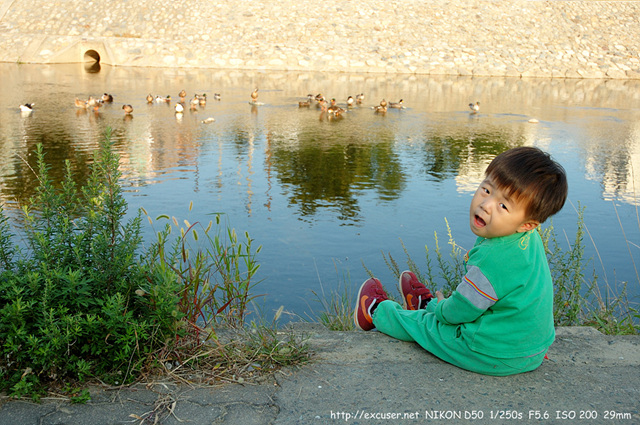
[[329, 409, 633, 422]]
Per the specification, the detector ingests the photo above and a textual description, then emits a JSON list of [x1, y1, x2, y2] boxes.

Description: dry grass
[[143, 325, 311, 387]]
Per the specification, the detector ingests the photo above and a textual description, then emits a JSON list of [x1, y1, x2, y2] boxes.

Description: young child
[[354, 146, 568, 376]]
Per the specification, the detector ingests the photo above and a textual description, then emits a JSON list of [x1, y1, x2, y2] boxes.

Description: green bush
[[0, 135, 181, 398]]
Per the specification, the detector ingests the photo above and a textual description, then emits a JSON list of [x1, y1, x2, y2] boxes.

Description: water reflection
[[84, 62, 101, 74], [584, 119, 640, 205], [268, 119, 406, 222], [422, 129, 514, 182], [2, 63, 640, 314], [3, 63, 640, 213]]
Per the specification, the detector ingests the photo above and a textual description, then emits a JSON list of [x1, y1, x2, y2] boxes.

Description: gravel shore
[[0, 0, 639, 78]]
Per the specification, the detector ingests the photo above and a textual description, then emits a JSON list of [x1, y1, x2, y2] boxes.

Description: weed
[[308, 261, 355, 331], [63, 385, 92, 404], [540, 206, 588, 326], [142, 205, 263, 342], [246, 307, 311, 371], [582, 280, 639, 335], [159, 306, 310, 385]]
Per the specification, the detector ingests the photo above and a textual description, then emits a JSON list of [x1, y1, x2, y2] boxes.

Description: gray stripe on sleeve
[[456, 265, 498, 310]]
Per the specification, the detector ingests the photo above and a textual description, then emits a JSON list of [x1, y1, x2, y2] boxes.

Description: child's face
[[469, 176, 539, 239]]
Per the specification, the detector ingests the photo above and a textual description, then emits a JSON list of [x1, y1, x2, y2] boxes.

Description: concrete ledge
[[0, 325, 637, 424]]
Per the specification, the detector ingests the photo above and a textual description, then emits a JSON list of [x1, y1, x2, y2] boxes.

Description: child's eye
[[499, 203, 508, 211], [482, 187, 490, 194]]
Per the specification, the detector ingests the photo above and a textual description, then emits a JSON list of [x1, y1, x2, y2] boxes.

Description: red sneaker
[[354, 278, 388, 331], [398, 271, 434, 310]]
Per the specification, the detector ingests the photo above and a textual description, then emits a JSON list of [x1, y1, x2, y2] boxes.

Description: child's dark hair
[[485, 146, 568, 223]]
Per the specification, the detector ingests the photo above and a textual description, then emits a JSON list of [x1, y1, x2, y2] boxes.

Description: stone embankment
[[0, 0, 639, 79]]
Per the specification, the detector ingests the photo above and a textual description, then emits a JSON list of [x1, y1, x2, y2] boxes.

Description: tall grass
[[543, 203, 638, 334], [307, 261, 356, 331], [143, 206, 263, 336]]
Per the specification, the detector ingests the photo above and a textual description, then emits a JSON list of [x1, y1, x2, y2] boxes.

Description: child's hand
[[436, 291, 445, 302]]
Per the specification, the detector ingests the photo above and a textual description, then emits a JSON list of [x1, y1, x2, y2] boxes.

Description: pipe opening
[[84, 50, 101, 63]]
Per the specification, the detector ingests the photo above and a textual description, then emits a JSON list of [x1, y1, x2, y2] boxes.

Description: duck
[[87, 96, 99, 107], [175, 102, 185, 113], [146, 94, 154, 103], [198, 93, 207, 106], [201, 117, 215, 124], [75, 97, 89, 109], [87, 96, 103, 111], [469, 102, 480, 113], [373, 105, 387, 113], [355, 93, 365, 104], [251, 88, 259, 103], [101, 93, 114, 102], [346, 96, 355, 107], [155, 95, 171, 103], [213, 93, 221, 101], [327, 98, 340, 113], [178, 89, 186, 99], [389, 99, 404, 109], [299, 94, 313, 107], [190, 95, 200, 110], [19, 103, 34, 112], [315, 96, 326, 108], [331, 106, 347, 118], [122, 104, 134, 115], [372, 99, 388, 113], [327, 99, 347, 117]]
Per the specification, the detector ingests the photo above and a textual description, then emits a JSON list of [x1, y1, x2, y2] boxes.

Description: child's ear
[[518, 220, 539, 232]]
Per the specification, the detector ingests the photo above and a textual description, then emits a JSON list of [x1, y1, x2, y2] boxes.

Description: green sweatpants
[[372, 300, 546, 376]]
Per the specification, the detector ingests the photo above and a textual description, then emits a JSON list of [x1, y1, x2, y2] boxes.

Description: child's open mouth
[[474, 215, 486, 228]]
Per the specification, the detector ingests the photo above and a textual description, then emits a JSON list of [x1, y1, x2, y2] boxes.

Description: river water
[[1, 63, 640, 320]]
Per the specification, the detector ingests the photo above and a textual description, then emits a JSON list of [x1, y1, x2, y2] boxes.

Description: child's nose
[[480, 199, 495, 213]]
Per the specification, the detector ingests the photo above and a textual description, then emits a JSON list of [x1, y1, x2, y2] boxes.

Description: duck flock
[[296, 93, 408, 118], [69, 91, 219, 124], [18, 89, 482, 123]]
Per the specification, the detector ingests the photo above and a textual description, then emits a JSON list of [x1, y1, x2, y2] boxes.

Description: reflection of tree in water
[[269, 129, 405, 224], [586, 142, 638, 204], [2, 124, 97, 207], [422, 127, 525, 181]]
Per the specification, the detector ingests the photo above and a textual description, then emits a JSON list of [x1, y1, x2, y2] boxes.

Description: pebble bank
[[0, 0, 639, 79]]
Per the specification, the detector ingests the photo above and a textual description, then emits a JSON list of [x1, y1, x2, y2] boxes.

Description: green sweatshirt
[[434, 229, 555, 358]]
